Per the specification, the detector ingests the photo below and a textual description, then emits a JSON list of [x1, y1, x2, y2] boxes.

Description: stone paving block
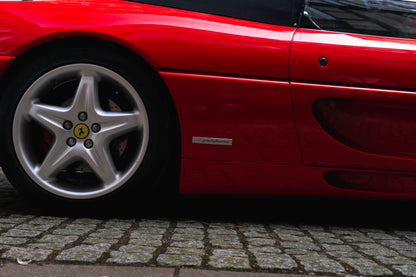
[[56, 244, 111, 262], [28, 243, 70, 250], [328, 251, 364, 259], [296, 255, 345, 274], [396, 232, 416, 244], [366, 232, 400, 240], [28, 216, 67, 225], [399, 250, 416, 258], [353, 243, 399, 256], [277, 234, 312, 242], [101, 223, 132, 232], [2, 247, 52, 261], [14, 224, 54, 232], [242, 230, 270, 238], [165, 247, 205, 255], [0, 236, 28, 245], [379, 240, 414, 250], [375, 255, 416, 265], [280, 241, 320, 251], [285, 250, 320, 256], [209, 249, 251, 269], [171, 240, 204, 249], [314, 237, 343, 244], [307, 232, 343, 245], [213, 249, 247, 257], [341, 257, 393, 275], [107, 251, 153, 264], [89, 228, 125, 238], [172, 232, 204, 241], [256, 253, 297, 270], [83, 236, 119, 245], [130, 231, 164, 240], [308, 230, 336, 237], [208, 228, 236, 235], [174, 227, 204, 235], [272, 229, 304, 237], [133, 227, 167, 235], [129, 238, 163, 247], [158, 254, 202, 266], [53, 224, 96, 236], [0, 245, 10, 251], [29, 235, 79, 249], [0, 215, 33, 224], [0, 223, 15, 230], [248, 246, 282, 255], [406, 237, 416, 244], [103, 219, 134, 230], [342, 235, 374, 243], [208, 234, 237, 240], [246, 238, 275, 246], [38, 234, 79, 244], [361, 247, 398, 257], [56, 250, 101, 262], [321, 244, 354, 252], [4, 229, 43, 238], [119, 245, 156, 253], [209, 255, 251, 269], [393, 264, 416, 276], [210, 240, 242, 248]]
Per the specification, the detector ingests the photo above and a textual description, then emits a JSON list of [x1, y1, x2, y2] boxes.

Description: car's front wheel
[[0, 44, 179, 203]]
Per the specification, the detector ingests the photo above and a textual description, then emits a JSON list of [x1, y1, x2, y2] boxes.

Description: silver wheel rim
[[13, 64, 149, 199]]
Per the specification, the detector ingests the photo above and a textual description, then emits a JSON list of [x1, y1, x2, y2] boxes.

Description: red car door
[[290, 0, 416, 194], [149, 1, 303, 165]]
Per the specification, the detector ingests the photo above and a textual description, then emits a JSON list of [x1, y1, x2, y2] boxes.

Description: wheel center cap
[[74, 124, 89, 139]]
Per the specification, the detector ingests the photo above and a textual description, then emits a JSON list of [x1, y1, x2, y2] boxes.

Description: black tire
[[0, 43, 180, 204]]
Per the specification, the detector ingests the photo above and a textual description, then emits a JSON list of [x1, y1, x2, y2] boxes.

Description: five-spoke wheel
[[13, 64, 149, 199]]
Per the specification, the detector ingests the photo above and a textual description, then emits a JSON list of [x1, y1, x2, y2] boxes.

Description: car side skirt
[[180, 159, 416, 200]]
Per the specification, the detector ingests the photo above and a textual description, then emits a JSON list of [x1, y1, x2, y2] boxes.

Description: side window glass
[[302, 0, 416, 39]]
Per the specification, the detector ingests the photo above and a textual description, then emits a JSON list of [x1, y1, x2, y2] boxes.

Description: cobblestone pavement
[[1, 169, 416, 276]]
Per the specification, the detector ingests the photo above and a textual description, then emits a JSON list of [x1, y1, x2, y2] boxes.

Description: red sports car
[[0, 0, 415, 202]]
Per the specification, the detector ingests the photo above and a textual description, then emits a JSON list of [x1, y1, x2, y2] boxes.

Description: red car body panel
[[0, 0, 294, 79], [1, 0, 416, 199], [291, 29, 416, 90], [159, 71, 302, 165]]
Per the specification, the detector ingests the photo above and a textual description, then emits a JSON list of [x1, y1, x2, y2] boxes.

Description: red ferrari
[[0, 0, 415, 202]]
